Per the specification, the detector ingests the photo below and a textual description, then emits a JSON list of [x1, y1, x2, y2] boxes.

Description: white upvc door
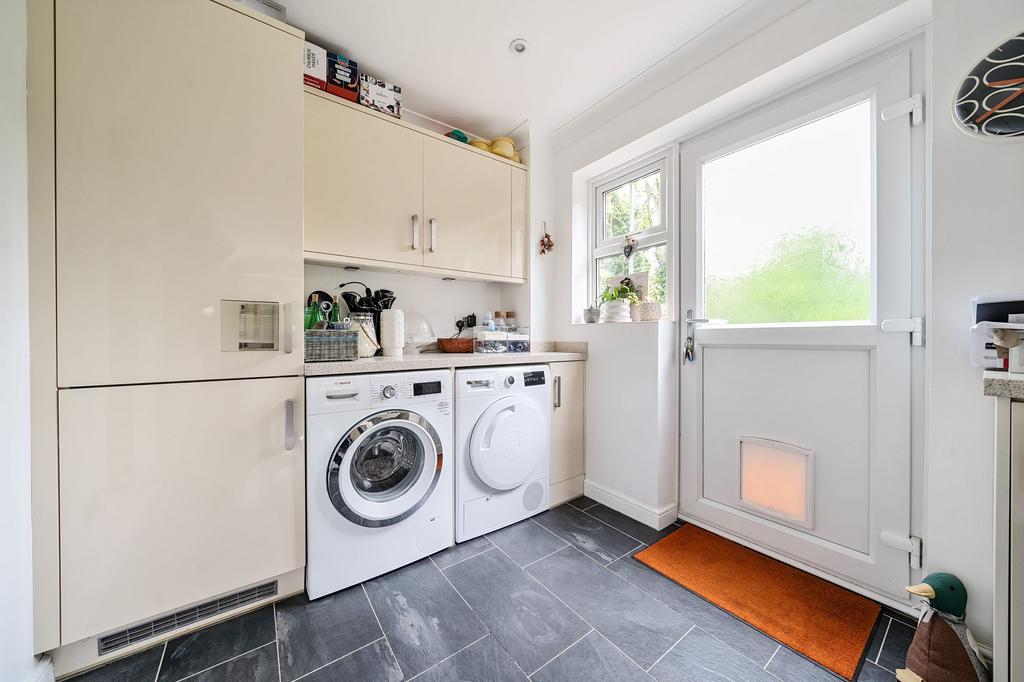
[[678, 52, 918, 603]]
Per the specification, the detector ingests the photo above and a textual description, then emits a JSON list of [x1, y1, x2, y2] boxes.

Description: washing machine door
[[469, 396, 546, 491], [327, 410, 443, 527]]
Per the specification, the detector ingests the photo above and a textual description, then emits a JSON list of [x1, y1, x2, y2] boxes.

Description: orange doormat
[[635, 524, 880, 680]]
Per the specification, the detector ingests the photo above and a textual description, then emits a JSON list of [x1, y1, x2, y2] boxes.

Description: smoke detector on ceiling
[[509, 38, 528, 55]]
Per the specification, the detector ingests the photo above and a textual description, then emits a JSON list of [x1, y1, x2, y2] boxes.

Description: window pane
[[702, 101, 871, 324], [597, 243, 668, 304], [602, 170, 662, 240]]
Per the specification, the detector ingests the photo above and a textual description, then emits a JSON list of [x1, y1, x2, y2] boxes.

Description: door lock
[[684, 309, 708, 363]]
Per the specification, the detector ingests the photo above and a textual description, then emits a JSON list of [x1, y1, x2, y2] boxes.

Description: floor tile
[[566, 496, 599, 511], [882, 607, 920, 629], [69, 644, 164, 682], [532, 630, 652, 682], [413, 635, 528, 682], [533, 504, 640, 565], [607, 554, 780, 666], [528, 547, 693, 670], [276, 586, 383, 681], [486, 519, 567, 566], [766, 646, 843, 681], [297, 639, 402, 682], [863, 616, 889, 663], [364, 558, 487, 678], [443, 547, 590, 674], [431, 535, 493, 570], [157, 605, 276, 682], [875, 619, 915, 672], [582, 504, 681, 546], [648, 627, 778, 682], [191, 642, 278, 682], [856, 661, 897, 681]]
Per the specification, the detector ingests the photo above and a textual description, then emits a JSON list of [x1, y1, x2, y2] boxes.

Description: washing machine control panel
[[369, 373, 449, 404]]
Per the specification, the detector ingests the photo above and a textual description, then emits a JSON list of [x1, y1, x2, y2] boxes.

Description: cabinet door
[[550, 362, 586, 485], [304, 93, 425, 266], [511, 168, 528, 280], [423, 138, 512, 276], [58, 378, 304, 644], [55, 0, 303, 387]]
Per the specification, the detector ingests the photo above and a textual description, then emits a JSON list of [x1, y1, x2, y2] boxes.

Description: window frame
[[588, 149, 675, 309]]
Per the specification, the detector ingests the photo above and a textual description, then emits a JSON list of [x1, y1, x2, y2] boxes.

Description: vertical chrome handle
[[284, 399, 295, 450], [282, 302, 293, 354], [684, 308, 708, 363], [429, 218, 437, 253], [553, 375, 562, 409], [412, 214, 420, 250]]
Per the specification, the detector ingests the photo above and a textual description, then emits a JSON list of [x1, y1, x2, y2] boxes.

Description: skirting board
[[550, 475, 585, 507], [584, 479, 678, 530]]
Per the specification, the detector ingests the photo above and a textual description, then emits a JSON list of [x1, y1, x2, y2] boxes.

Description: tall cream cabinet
[[42, 0, 307, 663], [303, 89, 529, 283], [56, 0, 304, 388], [550, 362, 586, 505], [58, 378, 305, 644]]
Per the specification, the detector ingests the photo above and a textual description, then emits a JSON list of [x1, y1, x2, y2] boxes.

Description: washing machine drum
[[469, 396, 546, 491], [327, 410, 443, 528]]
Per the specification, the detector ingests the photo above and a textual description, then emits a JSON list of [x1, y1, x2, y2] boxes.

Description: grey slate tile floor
[[70, 498, 914, 682]]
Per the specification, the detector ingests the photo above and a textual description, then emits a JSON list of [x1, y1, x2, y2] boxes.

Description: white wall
[[1, 0, 38, 679], [926, 0, 1024, 645]]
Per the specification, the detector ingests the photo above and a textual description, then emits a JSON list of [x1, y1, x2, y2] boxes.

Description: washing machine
[[306, 370, 453, 599], [455, 365, 551, 542]]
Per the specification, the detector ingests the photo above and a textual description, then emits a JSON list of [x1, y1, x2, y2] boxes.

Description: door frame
[[674, 42, 927, 610]]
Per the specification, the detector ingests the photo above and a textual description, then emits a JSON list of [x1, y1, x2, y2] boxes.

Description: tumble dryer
[[454, 365, 551, 542]]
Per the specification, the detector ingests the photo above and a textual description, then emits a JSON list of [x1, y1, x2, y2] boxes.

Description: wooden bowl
[[438, 337, 474, 353]]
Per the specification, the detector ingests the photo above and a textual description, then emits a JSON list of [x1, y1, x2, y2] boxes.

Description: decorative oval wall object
[[953, 31, 1024, 138]]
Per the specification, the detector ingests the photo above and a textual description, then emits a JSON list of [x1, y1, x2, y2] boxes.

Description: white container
[[601, 300, 631, 323], [380, 309, 405, 358]]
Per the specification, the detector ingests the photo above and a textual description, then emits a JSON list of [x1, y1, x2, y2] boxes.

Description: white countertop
[[304, 350, 586, 376], [984, 370, 1024, 400]]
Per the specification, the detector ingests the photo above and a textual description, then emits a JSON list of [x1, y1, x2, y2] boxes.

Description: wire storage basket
[[304, 329, 359, 362]]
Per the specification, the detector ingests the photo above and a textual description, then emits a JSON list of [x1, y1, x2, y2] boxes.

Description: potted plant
[[600, 278, 641, 323], [630, 288, 662, 321]]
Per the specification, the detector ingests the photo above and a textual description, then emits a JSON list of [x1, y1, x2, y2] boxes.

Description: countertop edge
[[984, 370, 1024, 400], [303, 351, 587, 377]]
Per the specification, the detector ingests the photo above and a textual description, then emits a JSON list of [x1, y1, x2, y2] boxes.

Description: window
[[591, 153, 671, 307], [702, 101, 872, 324]]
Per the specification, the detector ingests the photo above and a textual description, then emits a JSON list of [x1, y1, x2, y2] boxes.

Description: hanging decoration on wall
[[623, 236, 637, 259], [953, 30, 1024, 138], [539, 221, 555, 254]]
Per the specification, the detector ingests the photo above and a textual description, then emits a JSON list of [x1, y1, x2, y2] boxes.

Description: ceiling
[[285, 0, 752, 141]]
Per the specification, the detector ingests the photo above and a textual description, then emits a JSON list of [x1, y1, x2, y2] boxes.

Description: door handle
[[880, 317, 924, 346], [429, 218, 437, 253], [467, 379, 493, 388], [326, 391, 360, 400], [412, 214, 420, 250], [284, 399, 295, 451], [553, 375, 562, 409], [684, 309, 708, 363], [282, 302, 293, 354]]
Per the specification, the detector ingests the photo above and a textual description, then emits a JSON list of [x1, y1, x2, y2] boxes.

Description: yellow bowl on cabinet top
[[492, 136, 515, 147], [469, 139, 491, 151], [489, 140, 515, 159]]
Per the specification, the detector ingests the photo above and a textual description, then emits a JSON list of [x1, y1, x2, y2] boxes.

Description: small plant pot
[[583, 306, 600, 324], [601, 299, 632, 323], [631, 301, 662, 321]]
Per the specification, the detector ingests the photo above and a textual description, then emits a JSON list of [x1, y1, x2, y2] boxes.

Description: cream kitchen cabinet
[[302, 89, 528, 283], [58, 378, 305, 644], [549, 362, 586, 506]]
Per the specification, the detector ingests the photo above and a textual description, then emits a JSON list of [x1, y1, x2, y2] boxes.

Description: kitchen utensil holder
[[304, 329, 358, 362]]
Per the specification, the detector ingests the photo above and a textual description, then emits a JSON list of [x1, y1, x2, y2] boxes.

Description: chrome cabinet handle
[[283, 302, 293, 354], [553, 375, 562, 409], [412, 214, 420, 250], [284, 399, 295, 451], [429, 218, 437, 253]]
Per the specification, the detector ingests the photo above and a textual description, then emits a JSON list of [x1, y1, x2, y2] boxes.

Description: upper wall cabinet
[[303, 89, 528, 283]]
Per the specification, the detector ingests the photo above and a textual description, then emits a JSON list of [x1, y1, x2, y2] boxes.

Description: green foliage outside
[[600, 172, 667, 304], [706, 226, 869, 324]]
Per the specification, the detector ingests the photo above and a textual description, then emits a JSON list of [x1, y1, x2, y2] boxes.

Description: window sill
[[571, 318, 676, 327]]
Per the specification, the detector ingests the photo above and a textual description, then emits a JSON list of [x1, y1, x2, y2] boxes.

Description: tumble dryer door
[[469, 396, 546, 491], [327, 410, 443, 527]]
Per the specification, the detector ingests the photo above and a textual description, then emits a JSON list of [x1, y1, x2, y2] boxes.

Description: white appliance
[[455, 365, 551, 542], [306, 370, 454, 599]]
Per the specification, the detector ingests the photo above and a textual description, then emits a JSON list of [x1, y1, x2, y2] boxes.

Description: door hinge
[[881, 531, 922, 569], [880, 317, 924, 346], [881, 93, 923, 126]]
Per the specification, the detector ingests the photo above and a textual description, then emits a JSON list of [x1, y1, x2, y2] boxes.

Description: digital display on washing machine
[[413, 381, 442, 396], [523, 371, 546, 387]]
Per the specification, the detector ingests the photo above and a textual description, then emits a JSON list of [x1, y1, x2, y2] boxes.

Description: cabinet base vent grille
[[97, 581, 278, 656]]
